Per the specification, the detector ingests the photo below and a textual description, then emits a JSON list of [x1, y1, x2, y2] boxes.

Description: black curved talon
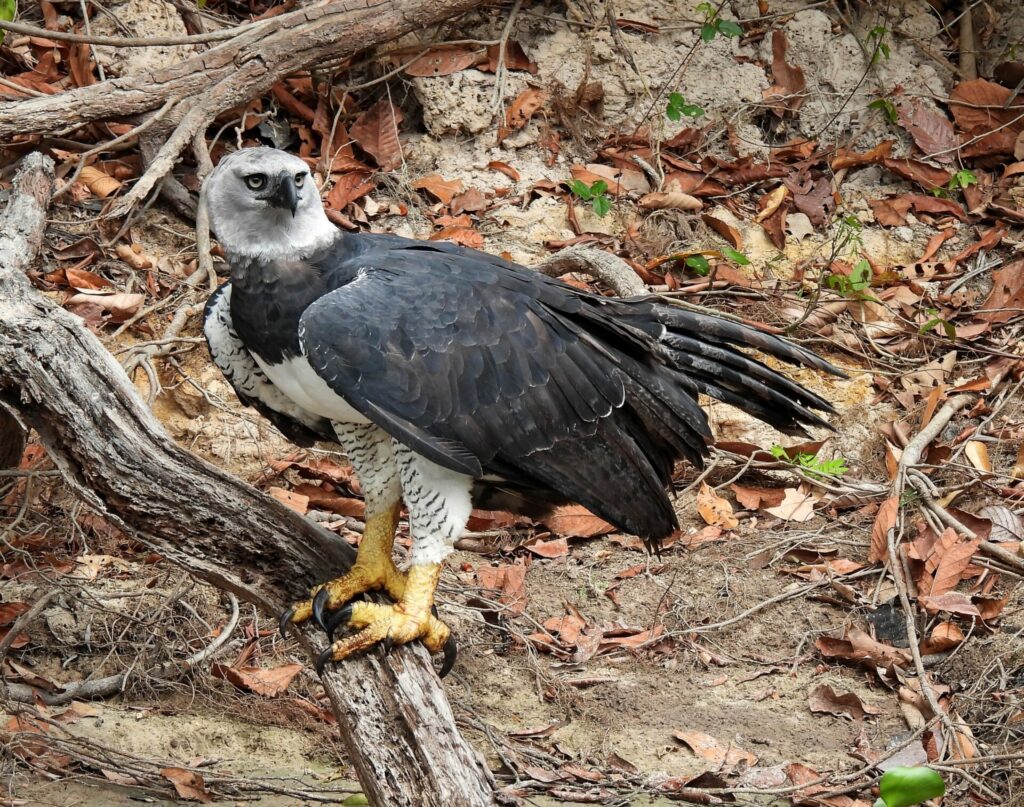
[[311, 588, 331, 633], [324, 604, 353, 642], [382, 635, 395, 656], [439, 633, 457, 678], [315, 646, 334, 677], [278, 606, 296, 638]]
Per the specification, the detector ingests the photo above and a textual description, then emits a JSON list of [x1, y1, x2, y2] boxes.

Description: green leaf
[[700, 22, 717, 42], [722, 247, 750, 265], [877, 766, 945, 807], [868, 98, 898, 124], [681, 102, 704, 117], [568, 179, 592, 200], [592, 195, 611, 217], [950, 169, 977, 190], [685, 255, 711, 275], [695, 2, 715, 18], [850, 259, 872, 291], [342, 795, 370, 807], [0, 0, 15, 47], [769, 444, 790, 461], [590, 179, 608, 196], [716, 19, 743, 38]]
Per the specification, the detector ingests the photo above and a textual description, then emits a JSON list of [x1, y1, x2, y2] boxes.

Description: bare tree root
[[0, 154, 494, 806], [0, 0, 484, 217], [536, 245, 648, 297]]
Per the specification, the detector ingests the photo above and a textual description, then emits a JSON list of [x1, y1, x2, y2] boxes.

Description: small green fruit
[[875, 766, 945, 807]]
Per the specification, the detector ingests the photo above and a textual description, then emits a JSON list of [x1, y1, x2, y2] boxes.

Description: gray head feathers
[[204, 147, 338, 262]]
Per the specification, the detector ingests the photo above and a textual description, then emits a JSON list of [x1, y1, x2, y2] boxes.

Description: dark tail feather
[[649, 304, 842, 435]]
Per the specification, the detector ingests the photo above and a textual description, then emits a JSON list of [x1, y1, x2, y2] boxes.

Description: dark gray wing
[[204, 282, 336, 447]]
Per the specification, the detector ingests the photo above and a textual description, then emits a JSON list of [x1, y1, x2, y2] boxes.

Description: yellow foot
[[280, 504, 406, 638], [316, 564, 456, 678]]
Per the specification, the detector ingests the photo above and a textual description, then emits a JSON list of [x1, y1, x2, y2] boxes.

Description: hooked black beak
[[268, 173, 299, 217]]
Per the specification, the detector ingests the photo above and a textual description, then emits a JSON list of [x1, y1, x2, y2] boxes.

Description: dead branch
[[0, 0, 484, 216], [0, 153, 493, 805], [536, 244, 648, 297]]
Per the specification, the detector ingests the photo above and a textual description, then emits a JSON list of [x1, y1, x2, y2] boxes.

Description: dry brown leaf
[[485, 41, 538, 74], [350, 99, 404, 171], [807, 684, 883, 721], [543, 612, 586, 646], [730, 484, 785, 510], [63, 266, 112, 292], [764, 487, 818, 522], [498, 88, 546, 143], [78, 165, 121, 198], [160, 768, 212, 803], [450, 188, 488, 215], [701, 214, 743, 248], [0, 602, 30, 626], [673, 729, 757, 769], [65, 291, 145, 322], [977, 260, 1024, 323], [919, 621, 964, 655], [0, 627, 29, 650], [290, 483, 365, 518], [211, 662, 303, 697], [762, 31, 806, 116], [638, 191, 702, 211], [542, 505, 615, 538], [918, 591, 980, 617], [325, 172, 374, 211], [755, 185, 789, 221], [487, 160, 521, 181], [428, 226, 484, 249], [979, 506, 1024, 542], [870, 496, 899, 563], [696, 482, 738, 529], [815, 627, 911, 669], [926, 529, 979, 596], [114, 243, 153, 270], [411, 174, 464, 205], [964, 441, 991, 473], [897, 98, 957, 163], [476, 561, 528, 615], [267, 486, 309, 514], [881, 157, 952, 191], [528, 537, 569, 558], [950, 79, 1024, 137], [402, 46, 478, 77]]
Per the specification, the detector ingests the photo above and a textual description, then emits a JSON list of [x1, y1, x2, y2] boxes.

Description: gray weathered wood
[[0, 0, 483, 140], [0, 155, 494, 805]]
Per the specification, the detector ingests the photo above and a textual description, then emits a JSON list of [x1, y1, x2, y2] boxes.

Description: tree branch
[[0, 154, 493, 805]]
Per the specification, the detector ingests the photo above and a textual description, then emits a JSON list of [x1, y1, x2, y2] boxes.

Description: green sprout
[[919, 308, 956, 341], [567, 179, 612, 217], [722, 247, 750, 265], [685, 255, 711, 275], [0, 0, 15, 46], [867, 25, 891, 64], [868, 97, 898, 124], [666, 92, 705, 122], [696, 2, 743, 42], [770, 445, 849, 479], [874, 766, 945, 807], [825, 258, 872, 297]]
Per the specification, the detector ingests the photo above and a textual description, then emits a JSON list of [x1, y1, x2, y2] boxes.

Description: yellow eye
[[294, 173, 305, 188], [244, 174, 267, 191]]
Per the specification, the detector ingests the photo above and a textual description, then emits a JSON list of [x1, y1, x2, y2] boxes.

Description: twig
[[0, 589, 59, 668], [0, 16, 267, 47], [491, 0, 524, 114], [4, 593, 240, 706]]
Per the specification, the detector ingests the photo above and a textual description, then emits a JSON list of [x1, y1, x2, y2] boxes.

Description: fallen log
[[0, 0, 484, 211], [0, 154, 494, 805]]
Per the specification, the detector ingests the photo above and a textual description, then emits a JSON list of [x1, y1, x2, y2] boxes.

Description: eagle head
[[204, 147, 337, 261]]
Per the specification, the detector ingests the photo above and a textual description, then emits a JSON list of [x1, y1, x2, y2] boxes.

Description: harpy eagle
[[203, 147, 840, 676]]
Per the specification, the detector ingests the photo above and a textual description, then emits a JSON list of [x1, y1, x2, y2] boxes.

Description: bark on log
[[0, 154, 494, 805], [0, 0, 482, 140]]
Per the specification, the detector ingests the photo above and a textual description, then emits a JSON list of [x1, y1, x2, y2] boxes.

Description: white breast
[[252, 354, 370, 425]]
